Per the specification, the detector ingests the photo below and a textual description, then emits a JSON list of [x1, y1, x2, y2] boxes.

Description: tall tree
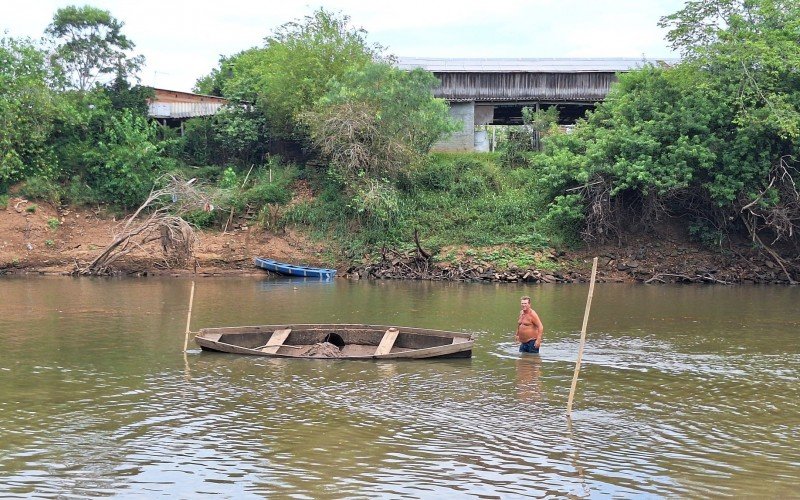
[[303, 63, 456, 186], [196, 8, 380, 141], [46, 5, 144, 91], [0, 36, 59, 190]]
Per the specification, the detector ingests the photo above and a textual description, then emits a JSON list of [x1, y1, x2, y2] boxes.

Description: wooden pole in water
[[183, 280, 196, 352], [567, 257, 599, 417]]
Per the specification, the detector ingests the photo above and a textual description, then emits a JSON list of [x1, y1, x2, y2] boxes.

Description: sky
[[4, 0, 686, 93]]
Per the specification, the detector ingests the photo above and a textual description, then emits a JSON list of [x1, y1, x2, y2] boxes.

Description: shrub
[[183, 209, 216, 228], [241, 166, 296, 206], [62, 176, 98, 206], [84, 109, 164, 208], [19, 176, 62, 205], [219, 166, 238, 189]]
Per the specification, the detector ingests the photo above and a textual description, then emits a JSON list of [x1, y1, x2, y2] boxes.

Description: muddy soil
[[0, 198, 330, 277], [1, 197, 796, 284]]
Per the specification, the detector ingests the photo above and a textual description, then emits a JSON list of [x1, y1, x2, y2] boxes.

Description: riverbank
[[1, 197, 795, 284], [0, 198, 329, 277]]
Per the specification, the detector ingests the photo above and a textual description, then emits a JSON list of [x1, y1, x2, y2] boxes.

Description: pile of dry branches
[[74, 174, 214, 275], [738, 156, 800, 284]]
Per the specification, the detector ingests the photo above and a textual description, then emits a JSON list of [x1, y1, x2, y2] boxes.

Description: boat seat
[[261, 328, 292, 353], [374, 327, 400, 356]]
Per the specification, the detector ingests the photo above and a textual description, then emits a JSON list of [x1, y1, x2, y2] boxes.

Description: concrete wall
[[474, 105, 494, 125], [432, 101, 475, 151], [474, 130, 490, 152]]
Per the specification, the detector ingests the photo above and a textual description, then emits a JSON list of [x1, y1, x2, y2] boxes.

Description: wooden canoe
[[194, 323, 474, 359]]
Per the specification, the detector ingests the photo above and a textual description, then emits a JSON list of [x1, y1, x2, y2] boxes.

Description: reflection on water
[[0, 277, 799, 497], [516, 355, 544, 403], [258, 277, 337, 291]]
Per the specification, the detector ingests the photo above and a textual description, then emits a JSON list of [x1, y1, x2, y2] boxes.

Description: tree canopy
[[196, 8, 380, 140], [46, 5, 144, 91], [535, 0, 799, 276], [0, 36, 59, 189]]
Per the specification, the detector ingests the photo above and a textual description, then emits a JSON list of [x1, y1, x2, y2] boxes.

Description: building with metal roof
[[397, 57, 677, 73], [147, 88, 228, 132], [396, 57, 679, 151]]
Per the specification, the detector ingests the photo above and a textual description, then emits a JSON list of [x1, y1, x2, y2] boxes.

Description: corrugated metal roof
[[396, 57, 679, 73], [150, 87, 228, 102], [434, 72, 618, 101], [148, 102, 226, 119]]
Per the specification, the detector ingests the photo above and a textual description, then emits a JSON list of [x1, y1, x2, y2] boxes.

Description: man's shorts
[[519, 339, 540, 354]]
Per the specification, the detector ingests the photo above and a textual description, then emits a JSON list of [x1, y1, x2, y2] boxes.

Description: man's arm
[[531, 310, 543, 347]]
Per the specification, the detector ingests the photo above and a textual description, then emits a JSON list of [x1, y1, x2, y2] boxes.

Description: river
[[1, 276, 798, 497]]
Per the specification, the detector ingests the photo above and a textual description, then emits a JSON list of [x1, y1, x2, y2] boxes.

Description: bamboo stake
[[567, 257, 598, 417], [183, 280, 196, 352]]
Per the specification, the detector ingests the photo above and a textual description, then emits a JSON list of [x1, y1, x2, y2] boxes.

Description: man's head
[[521, 296, 531, 310]]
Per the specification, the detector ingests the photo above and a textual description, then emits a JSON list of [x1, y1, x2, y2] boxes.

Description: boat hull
[[254, 257, 336, 279], [194, 323, 474, 359]]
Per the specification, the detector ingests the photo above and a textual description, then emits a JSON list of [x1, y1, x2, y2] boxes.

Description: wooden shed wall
[[432, 72, 619, 102]]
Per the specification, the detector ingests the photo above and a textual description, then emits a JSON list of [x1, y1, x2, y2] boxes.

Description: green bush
[[84, 109, 164, 208], [167, 164, 222, 184], [184, 209, 216, 228], [688, 220, 725, 249], [179, 117, 220, 165], [62, 176, 98, 206], [407, 153, 502, 194], [219, 166, 238, 189], [19, 176, 61, 204], [407, 156, 457, 191], [241, 166, 296, 206]]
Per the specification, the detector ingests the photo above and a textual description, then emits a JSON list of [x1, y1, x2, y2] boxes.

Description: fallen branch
[[645, 272, 731, 285], [414, 228, 431, 261]]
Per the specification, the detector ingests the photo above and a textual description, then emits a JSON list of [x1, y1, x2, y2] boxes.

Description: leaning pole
[[567, 257, 598, 417], [183, 281, 196, 352]]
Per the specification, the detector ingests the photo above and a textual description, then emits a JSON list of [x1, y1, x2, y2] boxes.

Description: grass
[[281, 151, 576, 269]]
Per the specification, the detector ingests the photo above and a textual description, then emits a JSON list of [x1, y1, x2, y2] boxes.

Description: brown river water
[[1, 276, 798, 497]]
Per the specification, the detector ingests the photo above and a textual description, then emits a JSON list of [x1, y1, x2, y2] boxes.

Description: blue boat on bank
[[254, 257, 336, 279]]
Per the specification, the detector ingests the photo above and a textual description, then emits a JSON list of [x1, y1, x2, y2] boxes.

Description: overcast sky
[[4, 0, 685, 92]]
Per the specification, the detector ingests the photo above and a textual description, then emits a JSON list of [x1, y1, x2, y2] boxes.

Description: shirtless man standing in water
[[516, 296, 543, 353]]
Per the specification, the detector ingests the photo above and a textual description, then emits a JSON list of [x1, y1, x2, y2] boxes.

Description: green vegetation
[[302, 62, 457, 189], [283, 152, 556, 256], [46, 5, 144, 91], [195, 8, 379, 141], [47, 217, 60, 230], [532, 0, 800, 255], [2, 1, 797, 273]]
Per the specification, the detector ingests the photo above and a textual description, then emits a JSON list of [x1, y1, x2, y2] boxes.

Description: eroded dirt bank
[[1, 198, 796, 284], [0, 199, 330, 277]]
